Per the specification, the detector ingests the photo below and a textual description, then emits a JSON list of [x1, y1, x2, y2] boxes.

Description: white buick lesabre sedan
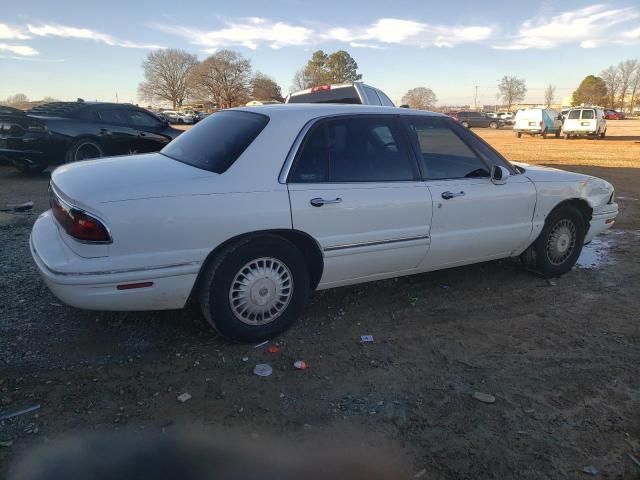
[[31, 105, 618, 341]]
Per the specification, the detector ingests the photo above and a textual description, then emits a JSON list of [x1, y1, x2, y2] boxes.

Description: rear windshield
[[581, 109, 595, 119], [287, 86, 361, 104], [161, 110, 269, 173], [567, 110, 581, 119]]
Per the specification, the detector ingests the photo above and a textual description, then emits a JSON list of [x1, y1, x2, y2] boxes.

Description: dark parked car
[[0, 101, 181, 174], [454, 111, 504, 129]]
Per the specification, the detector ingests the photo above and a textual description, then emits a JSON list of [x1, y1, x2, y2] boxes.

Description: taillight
[[311, 85, 331, 92], [50, 188, 111, 243]]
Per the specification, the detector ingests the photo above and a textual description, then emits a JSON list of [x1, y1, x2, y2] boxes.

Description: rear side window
[[363, 87, 382, 105], [290, 116, 418, 183], [161, 111, 269, 173], [581, 110, 595, 119], [98, 108, 127, 124], [568, 110, 581, 119], [287, 86, 361, 104], [405, 117, 490, 180]]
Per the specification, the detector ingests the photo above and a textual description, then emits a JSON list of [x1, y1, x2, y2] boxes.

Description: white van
[[562, 108, 606, 139], [513, 108, 562, 138]]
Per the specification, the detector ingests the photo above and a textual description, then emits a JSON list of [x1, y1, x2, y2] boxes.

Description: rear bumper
[[585, 204, 618, 243], [30, 211, 198, 311]]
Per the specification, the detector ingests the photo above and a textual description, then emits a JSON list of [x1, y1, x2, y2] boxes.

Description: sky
[[1, 0, 639, 106]]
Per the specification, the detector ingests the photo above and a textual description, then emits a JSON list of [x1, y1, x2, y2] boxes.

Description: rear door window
[[290, 115, 418, 183], [98, 108, 128, 125], [568, 110, 581, 119], [581, 110, 595, 119], [161, 111, 269, 173], [363, 87, 382, 106], [404, 116, 490, 180]]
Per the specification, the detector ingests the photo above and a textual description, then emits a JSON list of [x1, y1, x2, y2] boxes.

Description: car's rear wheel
[[564, 133, 571, 140], [199, 235, 311, 342], [461, 121, 469, 128], [555, 130, 560, 138], [489, 121, 498, 129], [600, 129, 606, 138], [521, 205, 586, 277], [516, 132, 522, 138], [542, 129, 548, 139], [12, 159, 48, 175], [65, 138, 104, 163]]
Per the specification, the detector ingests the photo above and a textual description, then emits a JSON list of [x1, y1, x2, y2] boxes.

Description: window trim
[[401, 115, 502, 182], [285, 113, 422, 184]]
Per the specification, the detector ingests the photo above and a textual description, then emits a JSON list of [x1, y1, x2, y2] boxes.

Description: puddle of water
[[576, 229, 639, 269]]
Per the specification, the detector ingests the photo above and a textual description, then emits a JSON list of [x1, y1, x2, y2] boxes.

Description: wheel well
[[187, 229, 324, 306], [549, 198, 593, 228]]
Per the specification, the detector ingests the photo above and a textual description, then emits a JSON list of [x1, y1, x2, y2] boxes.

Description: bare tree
[[616, 59, 638, 112], [401, 87, 438, 110], [544, 84, 556, 108], [5, 93, 29, 106], [600, 66, 620, 109], [190, 50, 252, 109], [497, 76, 527, 111], [138, 49, 198, 109], [291, 69, 308, 93], [251, 72, 283, 102]]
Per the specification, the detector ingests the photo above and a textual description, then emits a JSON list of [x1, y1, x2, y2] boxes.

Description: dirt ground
[[1, 121, 639, 479]]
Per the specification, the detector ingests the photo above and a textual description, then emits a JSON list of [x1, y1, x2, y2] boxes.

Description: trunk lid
[[51, 152, 215, 206]]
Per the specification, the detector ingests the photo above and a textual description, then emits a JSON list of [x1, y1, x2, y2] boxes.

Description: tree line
[[573, 59, 640, 111]]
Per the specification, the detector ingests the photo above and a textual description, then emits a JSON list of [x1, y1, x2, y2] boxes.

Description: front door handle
[[441, 191, 465, 200], [310, 197, 342, 207]]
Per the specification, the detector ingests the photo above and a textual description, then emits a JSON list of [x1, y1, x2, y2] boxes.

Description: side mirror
[[491, 165, 510, 185]]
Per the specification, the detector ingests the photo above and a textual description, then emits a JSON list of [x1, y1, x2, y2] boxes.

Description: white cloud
[[0, 23, 31, 40], [26, 23, 163, 49], [493, 4, 640, 50], [154, 18, 313, 50], [0, 43, 38, 56], [323, 18, 492, 47], [621, 25, 640, 40]]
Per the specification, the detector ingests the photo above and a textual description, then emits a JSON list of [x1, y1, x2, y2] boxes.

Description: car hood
[[513, 162, 593, 183], [51, 153, 215, 205]]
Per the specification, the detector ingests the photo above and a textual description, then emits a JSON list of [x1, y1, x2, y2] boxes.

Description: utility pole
[[115, 92, 119, 103], [474, 85, 478, 110]]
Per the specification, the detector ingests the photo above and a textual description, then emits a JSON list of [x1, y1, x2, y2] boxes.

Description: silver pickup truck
[[285, 81, 395, 106]]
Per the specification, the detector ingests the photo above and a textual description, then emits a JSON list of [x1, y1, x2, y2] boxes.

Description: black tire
[[542, 129, 548, 139], [65, 138, 104, 163], [555, 130, 560, 138], [600, 129, 606, 138], [12, 159, 48, 175], [516, 132, 522, 138], [489, 121, 498, 129], [521, 205, 586, 277], [199, 235, 311, 342], [564, 133, 571, 140], [461, 121, 469, 128]]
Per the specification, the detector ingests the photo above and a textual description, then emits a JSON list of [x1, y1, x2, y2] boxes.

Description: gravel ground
[[1, 122, 639, 479]]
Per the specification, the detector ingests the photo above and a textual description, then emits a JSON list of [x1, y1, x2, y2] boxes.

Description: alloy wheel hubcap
[[546, 219, 577, 266], [229, 257, 293, 325], [75, 143, 101, 161]]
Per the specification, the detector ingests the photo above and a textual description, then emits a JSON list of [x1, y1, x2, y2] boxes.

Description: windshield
[[161, 110, 269, 173]]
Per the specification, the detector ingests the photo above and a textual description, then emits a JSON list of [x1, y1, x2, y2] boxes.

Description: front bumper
[[585, 203, 618, 243], [30, 211, 199, 311]]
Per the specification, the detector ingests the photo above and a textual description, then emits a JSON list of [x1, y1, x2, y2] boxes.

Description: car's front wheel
[[521, 205, 586, 277], [199, 235, 310, 342], [461, 121, 469, 128], [489, 121, 498, 129]]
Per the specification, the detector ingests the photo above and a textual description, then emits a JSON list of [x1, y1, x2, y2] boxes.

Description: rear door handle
[[310, 197, 342, 207], [441, 191, 465, 200]]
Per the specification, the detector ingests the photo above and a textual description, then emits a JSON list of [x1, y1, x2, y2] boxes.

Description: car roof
[[235, 103, 446, 120]]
